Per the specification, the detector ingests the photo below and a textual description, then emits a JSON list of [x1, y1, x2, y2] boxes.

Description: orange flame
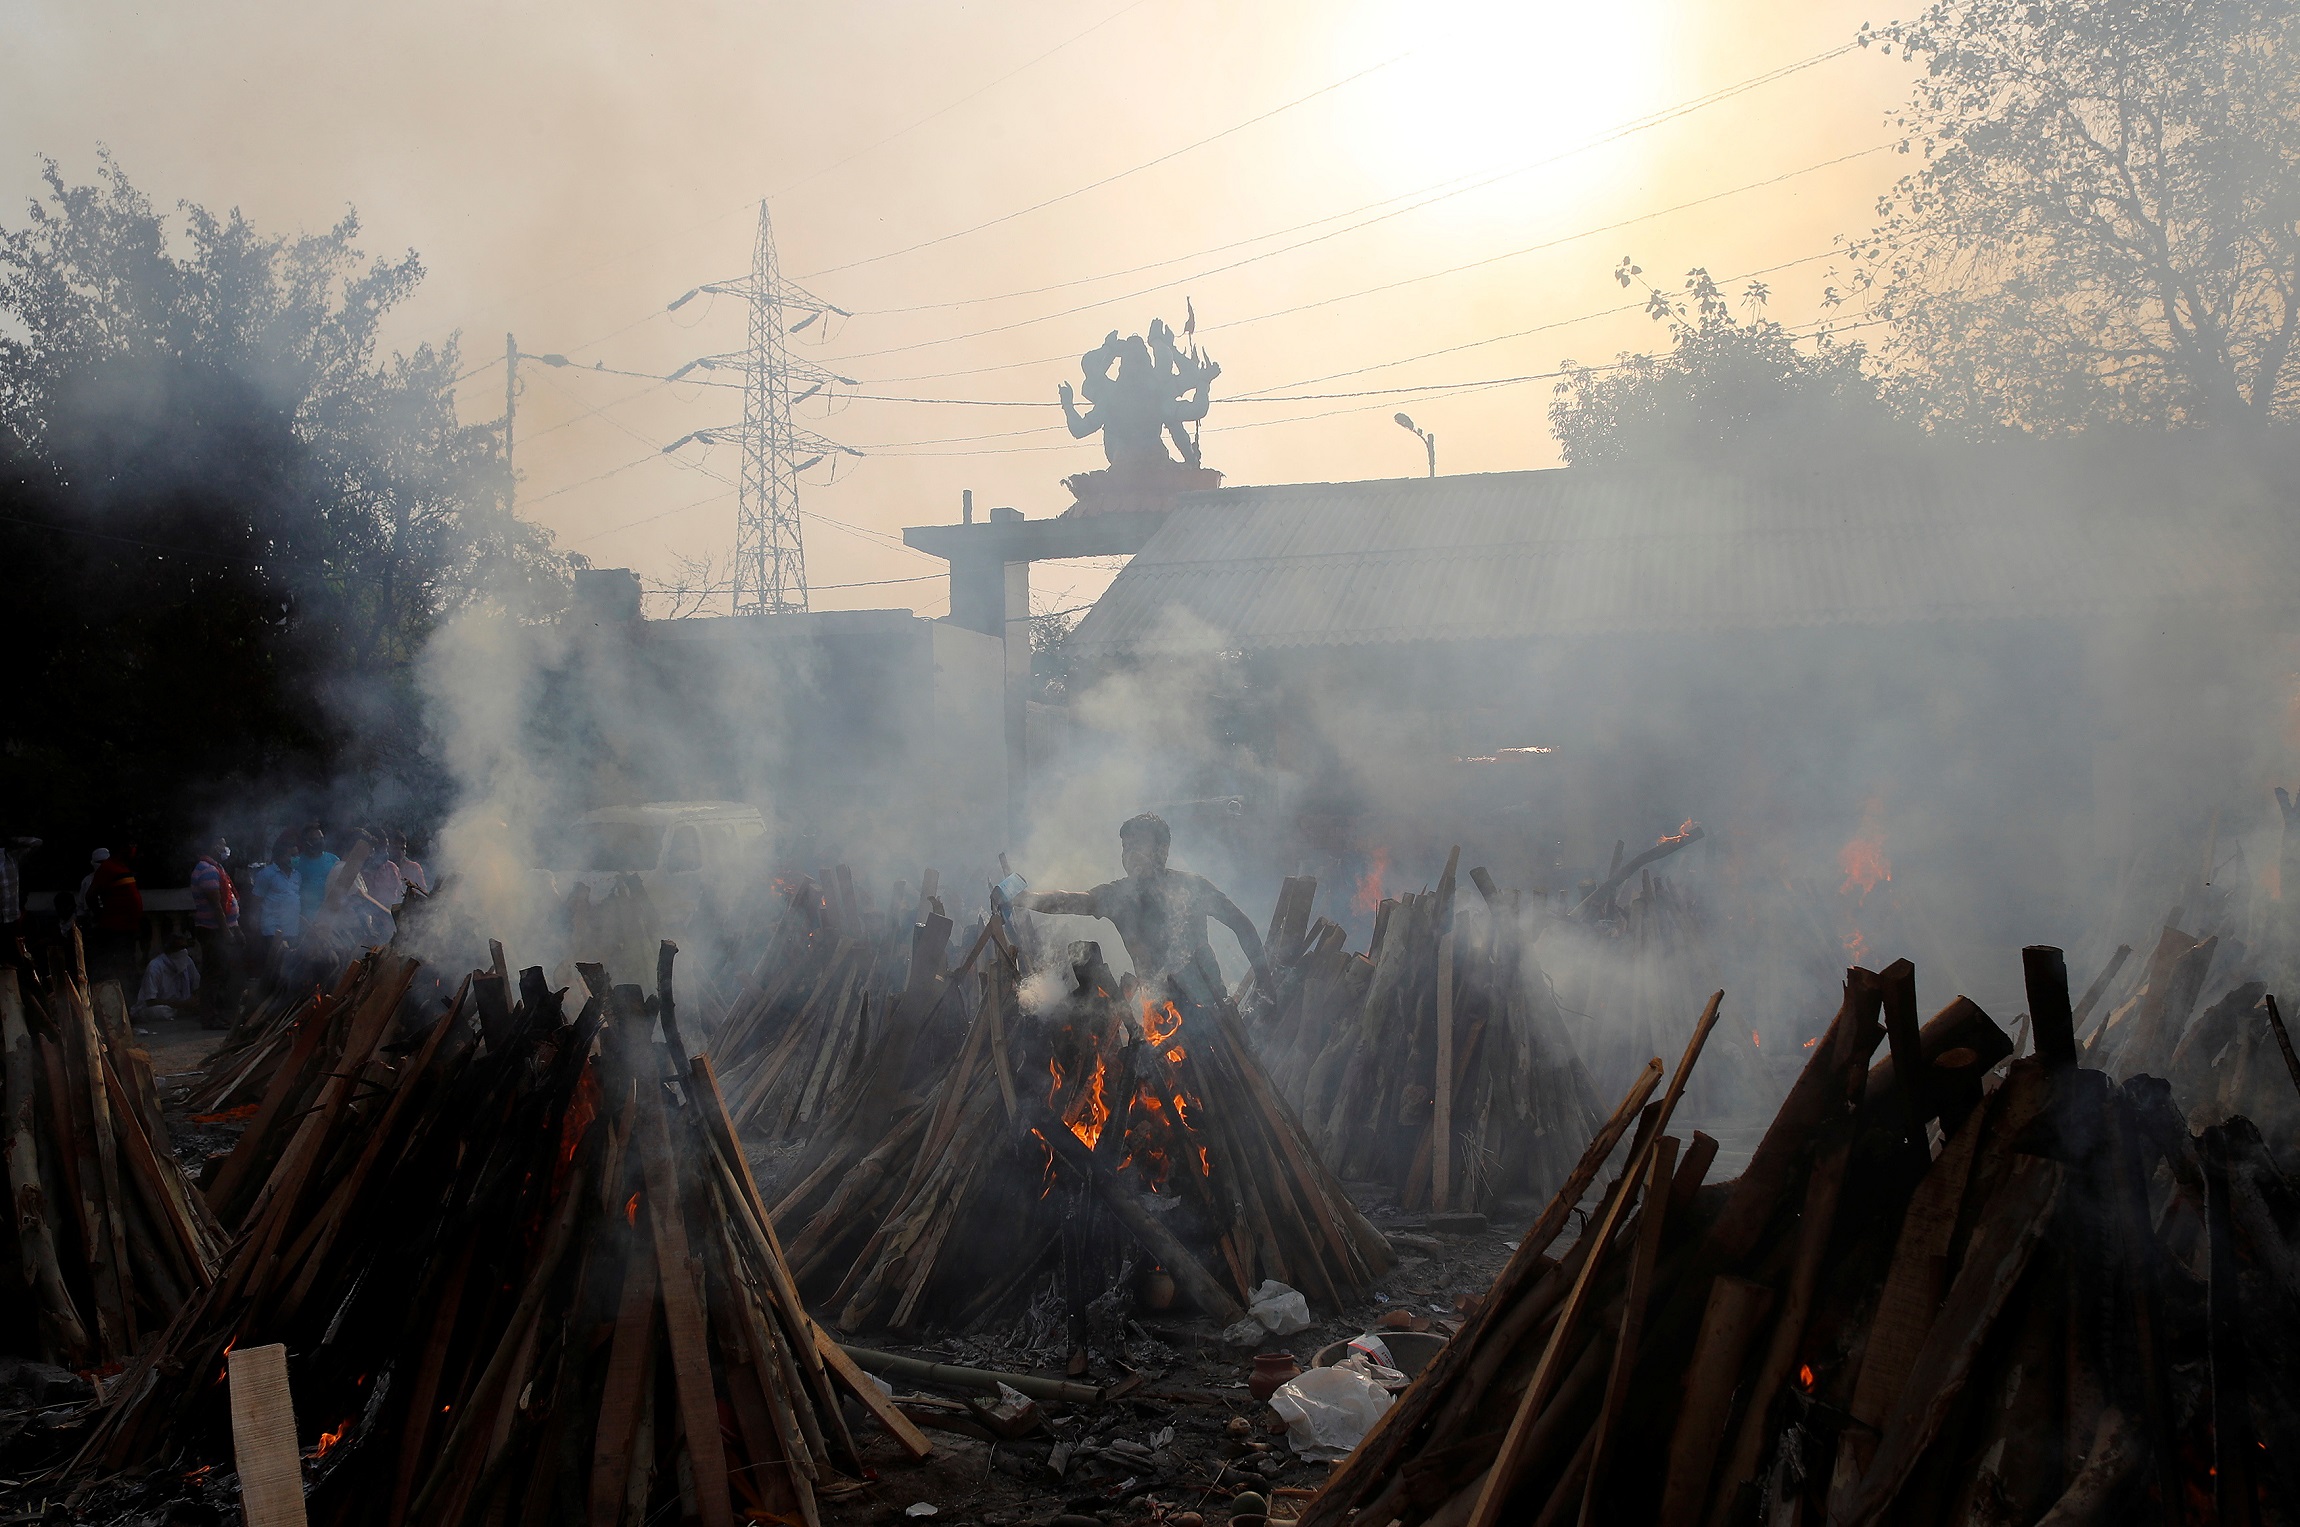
[[1839, 798, 1891, 903], [625, 1192, 640, 1226], [315, 1421, 351, 1458], [1844, 928, 1870, 966], [1802, 1036, 1820, 1049], [1142, 1000, 1184, 1048], [1057, 1055, 1110, 1151], [1658, 818, 1699, 846], [1352, 848, 1390, 915], [1165, 1046, 1187, 1063], [1797, 1364, 1815, 1391], [1751, 1030, 1761, 1048]]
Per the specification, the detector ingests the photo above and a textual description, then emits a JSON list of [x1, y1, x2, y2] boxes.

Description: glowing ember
[[1839, 797, 1891, 903], [1802, 1036, 1820, 1049], [625, 1192, 640, 1226], [1752, 1030, 1762, 1048], [1658, 818, 1700, 846], [1798, 1364, 1815, 1390], [190, 1103, 260, 1124], [1352, 847, 1390, 915]]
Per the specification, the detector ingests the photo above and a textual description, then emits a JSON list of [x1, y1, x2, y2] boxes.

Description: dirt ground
[[798, 1190, 1532, 1527]]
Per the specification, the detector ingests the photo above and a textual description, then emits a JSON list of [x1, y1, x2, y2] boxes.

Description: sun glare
[[1334, 0, 1668, 218]]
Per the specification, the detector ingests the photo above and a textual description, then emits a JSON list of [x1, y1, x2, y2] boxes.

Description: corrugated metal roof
[[1066, 439, 2300, 655]]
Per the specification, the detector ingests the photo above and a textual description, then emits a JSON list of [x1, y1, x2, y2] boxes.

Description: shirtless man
[[1018, 813, 1268, 1000]]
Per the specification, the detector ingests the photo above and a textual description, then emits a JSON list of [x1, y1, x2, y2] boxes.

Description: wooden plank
[[228, 1343, 310, 1527], [1656, 1276, 1775, 1527], [1707, 973, 1883, 1267], [1467, 992, 1723, 1527], [101, 1055, 210, 1288], [1826, 1099, 1986, 1512], [590, 1227, 661, 1527], [1433, 929, 1455, 1213], [274, 979, 468, 1323], [2022, 945, 2077, 1069], [1876, 958, 1929, 1161], [1838, 1155, 2064, 1527], [2, 969, 89, 1362], [1577, 1135, 1679, 1527], [640, 1083, 735, 1527], [815, 1324, 934, 1460], [1704, 1126, 1853, 1527], [55, 976, 134, 1356]]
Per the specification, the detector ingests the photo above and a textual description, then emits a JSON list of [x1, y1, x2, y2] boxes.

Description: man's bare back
[[1019, 815, 1266, 991]]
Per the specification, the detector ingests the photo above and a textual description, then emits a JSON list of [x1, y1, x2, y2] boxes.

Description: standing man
[[189, 833, 241, 1029], [294, 823, 340, 936], [1016, 813, 1270, 1004], [250, 831, 302, 989]]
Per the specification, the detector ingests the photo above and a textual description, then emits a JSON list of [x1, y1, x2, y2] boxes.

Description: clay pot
[[1141, 1267, 1177, 1311], [1247, 1351, 1301, 1402]]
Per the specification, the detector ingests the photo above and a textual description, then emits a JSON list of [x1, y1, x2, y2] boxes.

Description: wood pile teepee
[[775, 929, 1394, 1339], [3, 960, 225, 1367], [67, 942, 922, 1527], [1300, 947, 2300, 1527], [1254, 849, 1604, 1214], [704, 868, 961, 1143]]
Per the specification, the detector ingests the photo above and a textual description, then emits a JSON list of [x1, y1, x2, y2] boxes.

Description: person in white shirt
[[134, 937, 201, 1022]]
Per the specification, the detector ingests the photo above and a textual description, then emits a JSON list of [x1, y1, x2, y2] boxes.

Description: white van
[[546, 801, 768, 928]]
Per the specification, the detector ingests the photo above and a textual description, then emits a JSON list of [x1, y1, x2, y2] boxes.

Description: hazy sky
[[2, 1, 1911, 617]]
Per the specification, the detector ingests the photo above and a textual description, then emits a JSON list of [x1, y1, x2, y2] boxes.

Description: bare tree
[[1846, 0, 2300, 431]]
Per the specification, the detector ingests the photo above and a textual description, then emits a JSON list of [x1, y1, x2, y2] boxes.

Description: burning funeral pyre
[[1296, 948, 2300, 1527], [772, 927, 1394, 1349], [50, 944, 919, 1527], [1248, 848, 1605, 1215]]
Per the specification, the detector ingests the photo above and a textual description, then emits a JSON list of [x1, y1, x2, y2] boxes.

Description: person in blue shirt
[[250, 831, 302, 989], [294, 823, 341, 933]]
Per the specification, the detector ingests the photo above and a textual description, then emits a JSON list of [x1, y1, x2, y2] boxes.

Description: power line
[[796, 53, 1411, 279], [832, 143, 1890, 369], [845, 42, 1859, 317]]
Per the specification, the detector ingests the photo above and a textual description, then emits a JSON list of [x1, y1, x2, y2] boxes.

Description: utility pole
[[504, 333, 519, 515], [670, 204, 858, 615]]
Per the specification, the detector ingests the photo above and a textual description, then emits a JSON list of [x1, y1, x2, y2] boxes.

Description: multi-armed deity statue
[[1057, 317, 1223, 509]]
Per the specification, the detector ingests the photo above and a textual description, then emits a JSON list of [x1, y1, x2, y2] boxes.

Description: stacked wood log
[[1255, 850, 1605, 1214], [2, 961, 224, 1368], [775, 931, 1394, 1338], [1538, 828, 1780, 1125], [704, 869, 958, 1142], [2073, 797, 2300, 1150], [1300, 948, 2300, 1527], [66, 942, 924, 1527]]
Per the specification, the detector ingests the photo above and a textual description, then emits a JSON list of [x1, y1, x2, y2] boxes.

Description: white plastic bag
[[1268, 1365, 1393, 1459], [1247, 1279, 1312, 1336]]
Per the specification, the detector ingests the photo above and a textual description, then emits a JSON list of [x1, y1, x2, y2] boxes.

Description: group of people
[[0, 823, 427, 1031]]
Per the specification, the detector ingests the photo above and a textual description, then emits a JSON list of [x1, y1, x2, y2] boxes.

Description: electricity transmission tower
[[666, 202, 856, 614]]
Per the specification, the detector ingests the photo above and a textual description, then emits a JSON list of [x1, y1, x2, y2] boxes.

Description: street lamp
[[1394, 412, 1436, 478]]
